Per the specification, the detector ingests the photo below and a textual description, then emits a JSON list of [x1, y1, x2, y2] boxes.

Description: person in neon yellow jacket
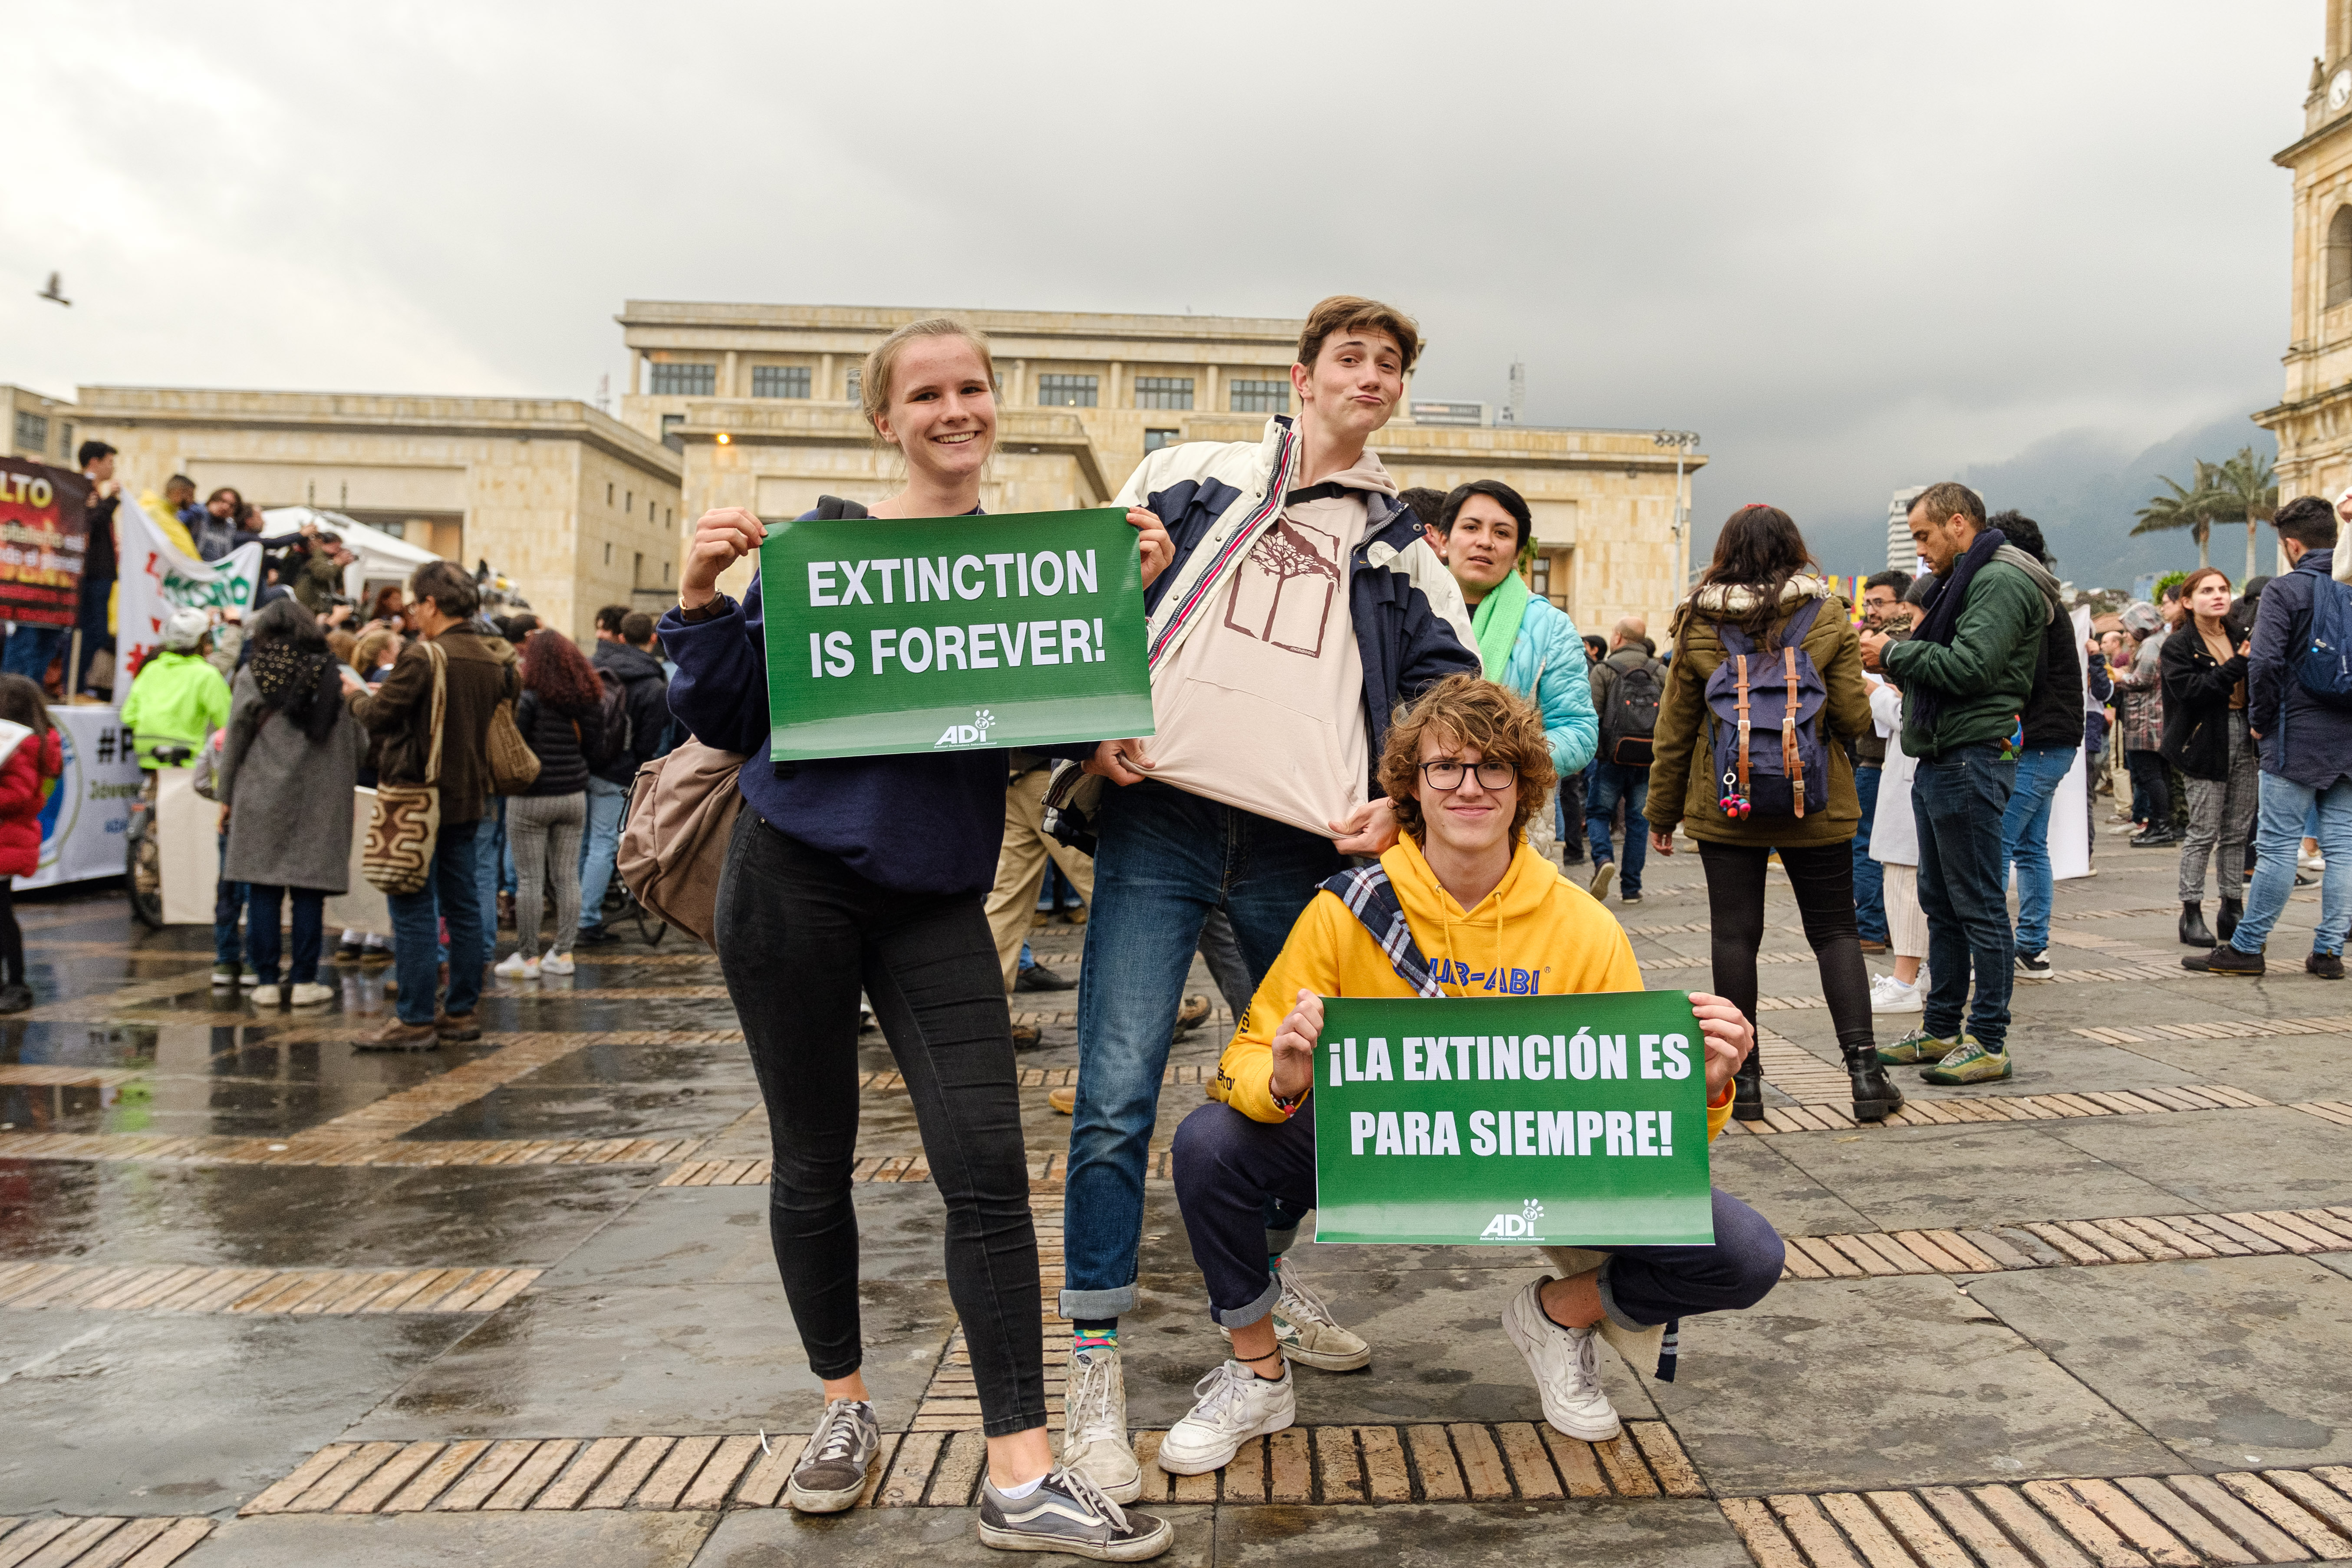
[[120, 609, 231, 767]]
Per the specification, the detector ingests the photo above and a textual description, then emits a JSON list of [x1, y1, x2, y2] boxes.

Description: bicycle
[[123, 744, 194, 930]]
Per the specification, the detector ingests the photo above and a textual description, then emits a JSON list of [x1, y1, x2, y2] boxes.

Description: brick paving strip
[[1775, 1205, 2352, 1280], [241, 1418, 1702, 1516], [0, 1065, 144, 1089], [1723, 1466, 2352, 1568], [0, 1515, 212, 1565], [0, 1261, 541, 1315]]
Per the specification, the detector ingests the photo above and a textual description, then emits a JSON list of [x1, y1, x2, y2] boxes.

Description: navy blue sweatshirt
[[658, 565, 1007, 898]]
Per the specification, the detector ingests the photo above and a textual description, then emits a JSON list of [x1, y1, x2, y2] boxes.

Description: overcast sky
[[3, 2, 2316, 561]]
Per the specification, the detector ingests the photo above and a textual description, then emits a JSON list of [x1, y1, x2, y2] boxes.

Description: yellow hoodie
[[1210, 833, 1736, 1144]]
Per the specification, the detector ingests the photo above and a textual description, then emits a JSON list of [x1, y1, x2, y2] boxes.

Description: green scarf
[[1469, 568, 1531, 682]]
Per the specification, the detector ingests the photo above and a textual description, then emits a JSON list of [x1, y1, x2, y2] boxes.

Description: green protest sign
[[1311, 992, 1715, 1247], [758, 507, 1154, 762]]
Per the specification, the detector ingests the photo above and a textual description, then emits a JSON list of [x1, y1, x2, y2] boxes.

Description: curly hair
[[520, 628, 603, 711], [1377, 675, 1557, 847]]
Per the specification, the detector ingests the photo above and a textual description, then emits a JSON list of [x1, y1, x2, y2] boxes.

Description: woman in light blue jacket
[[1437, 481, 1598, 855]]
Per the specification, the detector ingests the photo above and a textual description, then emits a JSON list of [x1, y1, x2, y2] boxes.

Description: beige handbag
[[486, 696, 541, 795], [362, 641, 445, 896], [616, 738, 745, 947]]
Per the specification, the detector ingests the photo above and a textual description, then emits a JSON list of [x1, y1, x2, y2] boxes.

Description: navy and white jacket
[[1117, 416, 1478, 793], [2250, 548, 2352, 790]]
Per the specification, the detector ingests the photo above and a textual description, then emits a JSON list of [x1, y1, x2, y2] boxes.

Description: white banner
[[21, 705, 144, 890], [2051, 606, 2093, 881], [114, 492, 261, 682]]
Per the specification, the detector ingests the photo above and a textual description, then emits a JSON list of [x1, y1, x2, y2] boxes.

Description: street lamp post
[[1654, 430, 1700, 590]]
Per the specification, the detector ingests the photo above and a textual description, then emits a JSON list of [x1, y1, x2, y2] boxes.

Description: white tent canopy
[[259, 506, 439, 603]]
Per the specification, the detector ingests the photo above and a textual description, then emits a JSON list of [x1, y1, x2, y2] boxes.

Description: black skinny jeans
[[715, 812, 1044, 1438], [1695, 840, 1876, 1056]]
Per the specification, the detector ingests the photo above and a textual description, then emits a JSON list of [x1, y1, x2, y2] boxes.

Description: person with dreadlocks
[[217, 596, 367, 1007]]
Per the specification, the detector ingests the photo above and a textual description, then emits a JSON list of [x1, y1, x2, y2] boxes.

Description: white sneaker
[[1156, 1359, 1295, 1475], [1219, 1262, 1371, 1371], [1058, 1344, 1141, 1504], [285, 982, 336, 1007], [1870, 973, 1925, 1013], [1502, 1277, 1621, 1441], [210, 966, 238, 987], [494, 951, 539, 981], [238, 970, 264, 988], [538, 950, 575, 977]]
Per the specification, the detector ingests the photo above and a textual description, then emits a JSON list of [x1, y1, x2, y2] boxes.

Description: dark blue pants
[[1913, 744, 2016, 1050], [1852, 765, 1887, 943], [388, 818, 483, 1024], [215, 830, 246, 969], [1171, 1100, 1783, 1330], [1585, 761, 1648, 894], [246, 886, 326, 985], [1064, 780, 1342, 1320]]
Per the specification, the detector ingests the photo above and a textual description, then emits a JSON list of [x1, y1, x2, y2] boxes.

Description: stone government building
[[2259, 1, 2352, 519], [619, 301, 1703, 636], [7, 301, 1703, 642]]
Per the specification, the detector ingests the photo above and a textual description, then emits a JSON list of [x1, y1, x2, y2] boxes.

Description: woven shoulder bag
[[362, 640, 446, 895]]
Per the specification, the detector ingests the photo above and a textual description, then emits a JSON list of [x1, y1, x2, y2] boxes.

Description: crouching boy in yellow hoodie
[[1157, 675, 1782, 1476]]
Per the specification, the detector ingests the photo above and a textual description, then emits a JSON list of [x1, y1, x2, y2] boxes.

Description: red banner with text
[[0, 457, 89, 627]]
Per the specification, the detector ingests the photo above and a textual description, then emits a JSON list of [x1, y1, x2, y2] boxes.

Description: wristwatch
[[678, 595, 732, 625]]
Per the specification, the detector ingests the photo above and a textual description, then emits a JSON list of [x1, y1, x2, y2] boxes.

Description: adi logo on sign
[[933, 707, 998, 748], [1479, 1199, 1547, 1241]]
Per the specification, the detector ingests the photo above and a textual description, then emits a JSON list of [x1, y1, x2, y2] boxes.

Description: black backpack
[[588, 667, 631, 767], [1599, 656, 1667, 766]]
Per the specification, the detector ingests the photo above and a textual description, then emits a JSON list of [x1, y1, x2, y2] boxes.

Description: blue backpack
[[2297, 571, 2352, 710], [1703, 597, 1830, 820]]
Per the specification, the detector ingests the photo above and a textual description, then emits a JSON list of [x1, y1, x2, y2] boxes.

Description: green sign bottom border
[[767, 692, 1156, 764]]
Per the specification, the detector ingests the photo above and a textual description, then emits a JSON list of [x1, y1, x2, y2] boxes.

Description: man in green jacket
[[1859, 482, 2061, 1084], [120, 608, 232, 768]]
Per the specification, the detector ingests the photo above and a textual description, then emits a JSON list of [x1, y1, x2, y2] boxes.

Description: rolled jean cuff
[[983, 1410, 1051, 1439], [1057, 1284, 1137, 1321], [1265, 1222, 1302, 1257], [1593, 1258, 1652, 1334], [1215, 1276, 1282, 1331]]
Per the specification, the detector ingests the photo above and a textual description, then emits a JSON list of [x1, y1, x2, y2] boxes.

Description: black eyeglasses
[[1419, 758, 1516, 791]]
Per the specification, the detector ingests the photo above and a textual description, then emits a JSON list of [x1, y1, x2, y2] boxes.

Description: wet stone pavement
[[2, 822, 2352, 1568]]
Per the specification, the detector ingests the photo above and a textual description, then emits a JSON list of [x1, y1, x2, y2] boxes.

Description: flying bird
[[37, 273, 69, 306]]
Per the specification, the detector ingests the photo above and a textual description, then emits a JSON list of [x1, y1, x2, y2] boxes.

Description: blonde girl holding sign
[[662, 317, 1171, 1557]]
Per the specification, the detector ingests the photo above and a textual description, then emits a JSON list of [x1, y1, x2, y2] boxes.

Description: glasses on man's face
[[1419, 758, 1516, 791]]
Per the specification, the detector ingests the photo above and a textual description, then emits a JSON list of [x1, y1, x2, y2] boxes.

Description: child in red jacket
[[0, 674, 63, 1012]]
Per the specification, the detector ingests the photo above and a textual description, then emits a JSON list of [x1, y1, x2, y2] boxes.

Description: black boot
[[2179, 900, 2215, 948], [1733, 1052, 1765, 1122], [2217, 898, 2243, 944], [1842, 1041, 1905, 1122]]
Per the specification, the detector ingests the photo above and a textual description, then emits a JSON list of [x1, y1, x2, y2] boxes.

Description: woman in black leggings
[[1643, 505, 1904, 1123], [661, 316, 1172, 1558]]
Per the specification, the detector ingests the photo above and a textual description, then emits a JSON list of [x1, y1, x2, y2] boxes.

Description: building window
[[649, 362, 716, 395], [1135, 377, 1194, 410], [845, 367, 861, 405], [1037, 374, 1099, 408], [606, 482, 614, 506], [661, 416, 684, 452], [2329, 206, 2352, 309], [1144, 429, 1180, 453], [752, 365, 811, 399], [13, 412, 46, 453], [58, 422, 71, 460], [648, 497, 656, 520], [1229, 379, 1289, 413], [604, 542, 613, 566]]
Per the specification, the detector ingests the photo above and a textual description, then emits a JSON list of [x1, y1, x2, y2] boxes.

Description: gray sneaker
[[1058, 1344, 1141, 1503], [979, 1465, 1173, 1561], [787, 1397, 880, 1513]]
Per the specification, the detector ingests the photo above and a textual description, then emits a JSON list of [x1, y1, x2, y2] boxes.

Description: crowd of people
[[12, 294, 2348, 1558]]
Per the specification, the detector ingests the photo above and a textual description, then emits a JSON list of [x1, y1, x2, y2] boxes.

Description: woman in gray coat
[[218, 598, 366, 1006]]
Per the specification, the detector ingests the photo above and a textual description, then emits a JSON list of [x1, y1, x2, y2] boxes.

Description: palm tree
[[2133, 461, 2225, 571], [2208, 445, 2279, 582]]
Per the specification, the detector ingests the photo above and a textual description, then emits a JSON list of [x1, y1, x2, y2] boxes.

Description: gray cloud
[[3, 1, 2310, 575]]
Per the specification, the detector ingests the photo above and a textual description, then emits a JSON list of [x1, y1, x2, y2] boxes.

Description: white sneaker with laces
[[1156, 1359, 1295, 1475], [1059, 1345, 1141, 1504], [1869, 973, 1924, 1014], [539, 950, 576, 977], [1502, 1277, 1621, 1441], [494, 951, 539, 981], [285, 982, 336, 1007], [1219, 1262, 1371, 1371]]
